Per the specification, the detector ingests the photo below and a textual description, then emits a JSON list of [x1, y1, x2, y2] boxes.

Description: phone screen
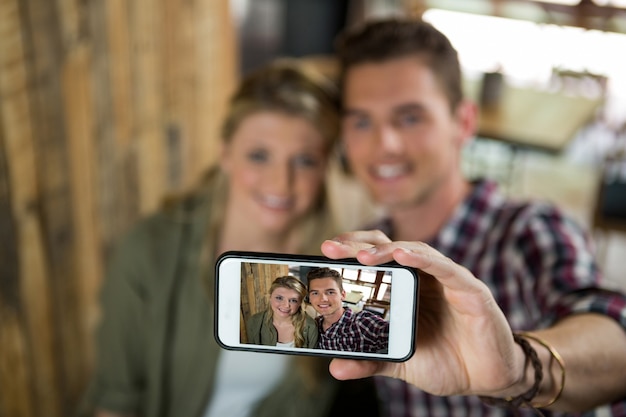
[[215, 251, 418, 361]]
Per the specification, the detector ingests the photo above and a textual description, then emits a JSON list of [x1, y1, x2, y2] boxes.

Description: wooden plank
[[0, 0, 60, 415], [105, 0, 133, 151], [162, 0, 189, 191], [21, 0, 85, 412], [193, 0, 238, 175], [61, 41, 102, 380], [130, 0, 165, 214], [0, 308, 35, 417], [0, 77, 35, 417], [87, 0, 139, 252]]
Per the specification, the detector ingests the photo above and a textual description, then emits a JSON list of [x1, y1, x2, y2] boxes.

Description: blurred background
[[1, 1, 625, 416]]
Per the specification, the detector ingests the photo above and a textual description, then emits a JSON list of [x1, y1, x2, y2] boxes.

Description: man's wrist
[[480, 332, 566, 409], [479, 333, 543, 408]]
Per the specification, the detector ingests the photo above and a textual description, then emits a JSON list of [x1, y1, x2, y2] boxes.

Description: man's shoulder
[[470, 179, 578, 234], [354, 309, 387, 323]]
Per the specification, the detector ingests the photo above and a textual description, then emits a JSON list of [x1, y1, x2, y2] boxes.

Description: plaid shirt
[[372, 179, 626, 417], [316, 307, 390, 353]]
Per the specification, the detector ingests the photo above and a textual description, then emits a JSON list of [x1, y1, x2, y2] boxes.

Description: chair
[[549, 67, 609, 100], [344, 290, 363, 305], [362, 299, 390, 319], [549, 67, 611, 166], [592, 129, 626, 261]]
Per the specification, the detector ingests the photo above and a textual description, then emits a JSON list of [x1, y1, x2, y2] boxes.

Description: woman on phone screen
[[247, 275, 318, 348]]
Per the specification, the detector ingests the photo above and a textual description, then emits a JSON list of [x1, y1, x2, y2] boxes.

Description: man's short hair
[[335, 18, 463, 112], [306, 267, 344, 292]]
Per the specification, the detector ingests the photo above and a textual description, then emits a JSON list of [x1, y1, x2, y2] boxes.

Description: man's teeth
[[375, 164, 406, 178]]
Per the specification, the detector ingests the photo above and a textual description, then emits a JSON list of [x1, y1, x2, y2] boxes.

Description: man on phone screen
[[307, 267, 389, 353]]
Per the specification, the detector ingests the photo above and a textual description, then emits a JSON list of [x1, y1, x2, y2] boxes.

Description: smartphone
[[215, 251, 419, 361]]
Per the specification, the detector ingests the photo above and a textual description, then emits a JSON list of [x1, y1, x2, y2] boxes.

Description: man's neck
[[322, 308, 346, 331], [389, 177, 470, 242]]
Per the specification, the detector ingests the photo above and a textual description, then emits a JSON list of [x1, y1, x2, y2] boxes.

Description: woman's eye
[[292, 155, 319, 168], [274, 295, 283, 301], [289, 299, 299, 304], [247, 149, 268, 163]]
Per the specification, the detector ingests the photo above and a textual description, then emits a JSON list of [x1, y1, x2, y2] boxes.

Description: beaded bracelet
[[479, 333, 543, 410]]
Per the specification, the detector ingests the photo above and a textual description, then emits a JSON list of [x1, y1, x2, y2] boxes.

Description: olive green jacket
[[79, 181, 340, 417], [246, 311, 319, 348]]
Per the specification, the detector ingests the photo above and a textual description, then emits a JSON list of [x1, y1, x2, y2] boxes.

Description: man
[[320, 17, 626, 416], [307, 267, 389, 353]]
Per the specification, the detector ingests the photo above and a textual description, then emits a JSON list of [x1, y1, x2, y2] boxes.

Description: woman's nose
[[267, 163, 293, 193]]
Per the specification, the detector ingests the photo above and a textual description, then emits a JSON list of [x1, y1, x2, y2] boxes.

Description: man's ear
[[454, 99, 478, 147]]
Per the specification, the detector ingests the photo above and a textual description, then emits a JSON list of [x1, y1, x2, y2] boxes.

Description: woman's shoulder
[[304, 314, 318, 328], [114, 176, 218, 252], [248, 311, 267, 326]]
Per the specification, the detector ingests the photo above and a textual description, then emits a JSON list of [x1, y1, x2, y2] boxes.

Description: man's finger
[[321, 239, 373, 259], [329, 358, 382, 380]]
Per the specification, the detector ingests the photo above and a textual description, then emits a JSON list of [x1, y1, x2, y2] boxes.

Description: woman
[[247, 276, 318, 348], [80, 59, 365, 417]]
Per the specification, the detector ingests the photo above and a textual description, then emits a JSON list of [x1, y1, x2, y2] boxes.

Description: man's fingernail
[[364, 247, 377, 254]]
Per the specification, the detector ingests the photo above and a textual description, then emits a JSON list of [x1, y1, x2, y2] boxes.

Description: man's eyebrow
[[342, 102, 425, 117], [341, 108, 365, 117], [393, 102, 425, 113]]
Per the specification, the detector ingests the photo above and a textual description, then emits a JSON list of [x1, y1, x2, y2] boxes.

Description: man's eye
[[353, 117, 370, 130], [344, 115, 370, 131], [247, 150, 268, 163], [326, 290, 336, 296], [396, 113, 420, 127]]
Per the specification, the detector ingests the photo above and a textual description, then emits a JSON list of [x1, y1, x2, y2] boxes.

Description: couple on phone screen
[[247, 268, 389, 353]]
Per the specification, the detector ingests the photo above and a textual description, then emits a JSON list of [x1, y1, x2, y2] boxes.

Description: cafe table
[[464, 78, 605, 154]]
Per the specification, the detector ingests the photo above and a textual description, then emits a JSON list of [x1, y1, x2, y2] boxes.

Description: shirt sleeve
[[515, 203, 626, 330], [357, 311, 390, 352], [83, 225, 150, 414]]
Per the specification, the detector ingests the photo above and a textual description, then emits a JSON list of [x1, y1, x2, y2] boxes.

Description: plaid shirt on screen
[[373, 179, 626, 417], [316, 307, 389, 353]]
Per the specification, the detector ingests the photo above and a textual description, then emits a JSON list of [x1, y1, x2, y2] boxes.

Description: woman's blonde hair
[[221, 58, 339, 151], [265, 276, 309, 348]]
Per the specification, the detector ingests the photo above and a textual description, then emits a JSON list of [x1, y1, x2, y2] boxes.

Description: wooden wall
[[0, 0, 237, 416], [239, 262, 289, 343]]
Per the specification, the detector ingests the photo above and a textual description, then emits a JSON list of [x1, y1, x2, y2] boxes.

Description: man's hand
[[321, 230, 526, 398]]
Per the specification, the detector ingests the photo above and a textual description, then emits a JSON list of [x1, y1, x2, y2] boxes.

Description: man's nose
[[376, 126, 404, 154]]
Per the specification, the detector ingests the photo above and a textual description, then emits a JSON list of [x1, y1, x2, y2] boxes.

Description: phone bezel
[[215, 251, 419, 362]]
